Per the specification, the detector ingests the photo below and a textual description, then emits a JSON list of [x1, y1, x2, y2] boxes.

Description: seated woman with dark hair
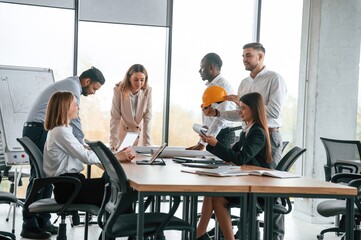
[[196, 92, 274, 240]]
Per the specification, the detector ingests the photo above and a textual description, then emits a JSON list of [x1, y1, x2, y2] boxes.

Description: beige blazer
[[110, 85, 152, 149]]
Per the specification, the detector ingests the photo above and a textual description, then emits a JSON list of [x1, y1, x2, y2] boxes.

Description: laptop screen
[[148, 143, 167, 163]]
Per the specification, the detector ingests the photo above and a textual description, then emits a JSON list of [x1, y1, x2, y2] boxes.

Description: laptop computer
[[181, 161, 232, 169], [136, 143, 167, 165]]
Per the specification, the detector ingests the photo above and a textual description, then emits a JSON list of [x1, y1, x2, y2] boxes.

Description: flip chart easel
[[0, 65, 54, 165]]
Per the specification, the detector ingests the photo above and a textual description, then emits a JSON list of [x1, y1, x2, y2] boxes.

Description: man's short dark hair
[[243, 42, 266, 54], [79, 66, 105, 85], [203, 53, 223, 70]]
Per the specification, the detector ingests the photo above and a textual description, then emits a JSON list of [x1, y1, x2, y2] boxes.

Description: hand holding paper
[[192, 123, 208, 136], [113, 132, 139, 154]]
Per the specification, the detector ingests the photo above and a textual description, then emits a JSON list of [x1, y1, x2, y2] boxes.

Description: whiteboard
[[0, 65, 54, 152]]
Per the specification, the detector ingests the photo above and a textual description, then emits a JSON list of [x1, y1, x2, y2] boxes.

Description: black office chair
[[17, 137, 100, 240], [317, 173, 361, 240], [277, 146, 306, 172], [319, 137, 361, 238], [87, 140, 194, 240], [0, 153, 28, 226], [320, 137, 361, 182], [0, 191, 17, 240]]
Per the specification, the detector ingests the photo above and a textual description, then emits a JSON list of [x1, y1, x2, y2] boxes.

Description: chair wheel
[[316, 234, 324, 240]]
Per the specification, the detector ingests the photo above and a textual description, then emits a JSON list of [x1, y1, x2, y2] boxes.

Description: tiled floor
[[0, 199, 342, 240]]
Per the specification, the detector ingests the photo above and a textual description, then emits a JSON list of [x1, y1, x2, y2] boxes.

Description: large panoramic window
[[170, 0, 255, 146], [0, 1, 304, 150], [0, 2, 74, 194], [0, 2, 74, 79], [77, 22, 167, 146], [260, 0, 303, 150]]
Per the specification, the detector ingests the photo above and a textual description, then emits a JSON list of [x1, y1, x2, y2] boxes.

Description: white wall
[[295, 0, 361, 222]]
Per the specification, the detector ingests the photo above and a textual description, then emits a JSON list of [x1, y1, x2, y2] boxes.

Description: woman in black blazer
[[197, 92, 273, 240]]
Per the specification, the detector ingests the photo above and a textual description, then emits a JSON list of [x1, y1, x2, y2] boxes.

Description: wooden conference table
[[121, 159, 357, 240]]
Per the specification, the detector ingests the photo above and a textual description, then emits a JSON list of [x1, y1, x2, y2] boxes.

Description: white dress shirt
[[43, 125, 100, 177], [200, 74, 236, 145], [221, 67, 287, 128]]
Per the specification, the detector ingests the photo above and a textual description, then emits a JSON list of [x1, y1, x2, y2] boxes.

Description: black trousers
[[54, 173, 105, 208]]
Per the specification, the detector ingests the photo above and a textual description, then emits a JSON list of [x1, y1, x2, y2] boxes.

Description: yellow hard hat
[[202, 85, 227, 108]]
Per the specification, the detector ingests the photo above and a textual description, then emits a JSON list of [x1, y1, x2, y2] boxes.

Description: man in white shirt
[[187, 53, 237, 151]]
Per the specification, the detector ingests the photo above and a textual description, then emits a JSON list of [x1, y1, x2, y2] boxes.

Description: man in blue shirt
[[21, 66, 105, 239]]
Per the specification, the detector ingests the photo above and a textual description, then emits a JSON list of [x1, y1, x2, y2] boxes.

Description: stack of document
[[193, 123, 208, 136], [182, 167, 300, 178]]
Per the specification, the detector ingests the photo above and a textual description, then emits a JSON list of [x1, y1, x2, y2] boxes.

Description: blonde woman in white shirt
[[43, 91, 136, 206]]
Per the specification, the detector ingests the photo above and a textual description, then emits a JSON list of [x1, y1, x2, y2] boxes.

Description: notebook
[[114, 132, 139, 154], [136, 143, 167, 165], [241, 170, 300, 178], [182, 168, 300, 178], [181, 166, 244, 177]]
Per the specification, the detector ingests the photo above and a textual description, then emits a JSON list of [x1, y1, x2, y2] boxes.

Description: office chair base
[[317, 229, 361, 240], [317, 227, 343, 240]]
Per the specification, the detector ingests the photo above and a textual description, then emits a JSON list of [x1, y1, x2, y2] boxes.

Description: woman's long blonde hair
[[44, 91, 74, 130]]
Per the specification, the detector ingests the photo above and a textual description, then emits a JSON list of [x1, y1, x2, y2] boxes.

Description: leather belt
[[268, 127, 279, 132], [24, 122, 43, 128]]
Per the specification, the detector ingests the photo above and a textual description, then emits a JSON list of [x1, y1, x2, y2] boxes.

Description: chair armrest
[[348, 178, 361, 188], [153, 195, 181, 235], [24, 176, 81, 213], [331, 173, 361, 184], [324, 164, 332, 182], [348, 178, 361, 211], [275, 197, 292, 214], [97, 183, 111, 229], [334, 162, 359, 174]]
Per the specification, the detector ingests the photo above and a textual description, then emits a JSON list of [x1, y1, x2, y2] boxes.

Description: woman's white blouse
[[43, 125, 100, 177]]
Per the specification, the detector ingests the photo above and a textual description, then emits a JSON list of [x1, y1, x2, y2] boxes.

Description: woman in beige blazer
[[110, 64, 152, 151]]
